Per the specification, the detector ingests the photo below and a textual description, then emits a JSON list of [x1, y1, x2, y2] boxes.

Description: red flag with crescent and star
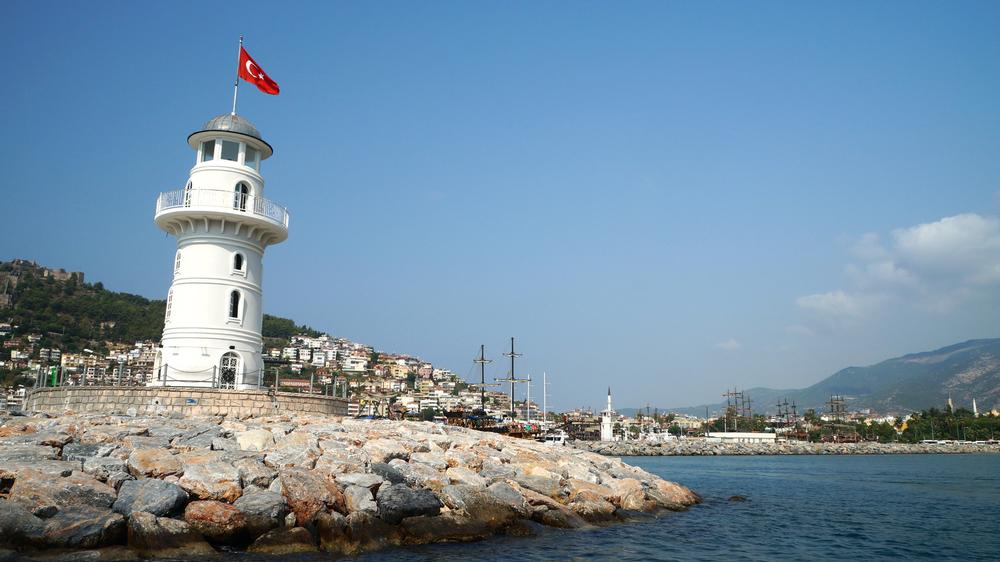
[[238, 47, 279, 95]]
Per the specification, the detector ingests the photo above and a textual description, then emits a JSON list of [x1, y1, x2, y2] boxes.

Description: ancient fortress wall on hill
[[22, 386, 347, 417]]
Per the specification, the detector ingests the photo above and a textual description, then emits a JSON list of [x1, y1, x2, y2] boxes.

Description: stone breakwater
[[572, 439, 1000, 457], [0, 412, 698, 559]]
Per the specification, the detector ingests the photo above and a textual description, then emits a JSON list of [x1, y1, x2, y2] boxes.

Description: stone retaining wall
[[21, 386, 348, 418]]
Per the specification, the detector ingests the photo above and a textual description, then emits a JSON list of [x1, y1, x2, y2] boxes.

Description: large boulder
[[113, 479, 189, 517], [400, 513, 493, 545], [235, 429, 274, 452], [183, 500, 249, 545], [0, 499, 46, 546], [343, 485, 377, 514], [83, 456, 128, 481], [315, 511, 402, 555], [335, 472, 384, 491], [127, 511, 215, 557], [8, 469, 117, 517], [233, 491, 289, 538], [264, 432, 321, 470], [446, 466, 486, 488], [39, 506, 126, 548], [277, 468, 343, 525], [369, 463, 406, 485], [246, 527, 318, 555], [0, 460, 77, 481], [172, 426, 223, 451], [126, 448, 182, 478], [363, 438, 410, 464], [605, 477, 648, 511], [179, 462, 242, 503], [233, 457, 277, 488], [375, 484, 442, 524]]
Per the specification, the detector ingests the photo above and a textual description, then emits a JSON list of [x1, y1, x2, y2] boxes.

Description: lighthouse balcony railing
[[156, 189, 289, 229]]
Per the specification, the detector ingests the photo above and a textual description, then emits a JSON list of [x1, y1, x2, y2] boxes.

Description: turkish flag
[[238, 47, 280, 95]]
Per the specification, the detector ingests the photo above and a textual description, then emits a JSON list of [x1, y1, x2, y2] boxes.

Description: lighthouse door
[[219, 352, 239, 389]]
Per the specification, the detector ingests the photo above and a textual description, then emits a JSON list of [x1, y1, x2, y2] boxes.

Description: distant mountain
[[663, 339, 1000, 416]]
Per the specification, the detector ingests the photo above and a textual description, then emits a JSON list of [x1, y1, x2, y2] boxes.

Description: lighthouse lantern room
[[152, 113, 288, 389]]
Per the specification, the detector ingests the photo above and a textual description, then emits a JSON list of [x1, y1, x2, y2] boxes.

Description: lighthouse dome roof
[[188, 113, 273, 158], [200, 113, 262, 140]]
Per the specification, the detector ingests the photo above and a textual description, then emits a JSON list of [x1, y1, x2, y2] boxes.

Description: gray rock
[[0, 460, 77, 479], [106, 471, 135, 491], [234, 457, 277, 488], [83, 456, 128, 481], [62, 443, 102, 463], [9, 470, 117, 517], [126, 511, 215, 557], [375, 484, 442, 524], [178, 461, 242, 503], [0, 499, 46, 546], [0, 444, 60, 461], [335, 472, 384, 491], [40, 506, 125, 548], [247, 526, 318, 555], [233, 491, 289, 538], [172, 426, 222, 451], [344, 485, 377, 514], [113, 479, 189, 517], [369, 463, 405, 485], [211, 437, 238, 451]]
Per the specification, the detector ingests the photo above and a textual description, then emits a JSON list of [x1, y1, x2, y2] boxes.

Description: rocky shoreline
[[0, 411, 698, 560], [572, 439, 1000, 456]]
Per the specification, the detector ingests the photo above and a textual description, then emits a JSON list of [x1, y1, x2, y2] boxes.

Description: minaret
[[600, 387, 614, 441], [972, 398, 978, 417], [152, 114, 288, 389], [947, 393, 954, 412]]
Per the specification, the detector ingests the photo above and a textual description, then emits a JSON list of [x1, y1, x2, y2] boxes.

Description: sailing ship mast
[[473, 344, 493, 412], [496, 337, 529, 419]]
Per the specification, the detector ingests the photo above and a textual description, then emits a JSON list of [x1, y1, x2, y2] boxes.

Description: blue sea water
[[113, 455, 1000, 562], [247, 454, 1000, 561]]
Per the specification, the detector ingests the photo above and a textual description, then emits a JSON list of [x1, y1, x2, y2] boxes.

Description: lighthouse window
[[201, 140, 215, 162], [244, 146, 260, 170], [174, 251, 181, 275], [221, 140, 240, 162], [233, 253, 244, 272], [228, 291, 240, 319], [165, 289, 173, 323]]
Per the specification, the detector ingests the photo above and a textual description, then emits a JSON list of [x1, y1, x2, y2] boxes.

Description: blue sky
[[2, 2, 999, 410]]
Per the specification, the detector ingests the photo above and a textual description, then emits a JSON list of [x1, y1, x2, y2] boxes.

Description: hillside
[[666, 339, 1000, 416], [0, 259, 315, 353]]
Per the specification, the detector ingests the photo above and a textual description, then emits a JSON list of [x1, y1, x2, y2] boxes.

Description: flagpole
[[231, 36, 243, 115]]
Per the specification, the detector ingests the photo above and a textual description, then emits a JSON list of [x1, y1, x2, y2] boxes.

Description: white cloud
[[892, 213, 1000, 279], [785, 324, 815, 336], [796, 290, 869, 317], [715, 338, 742, 351], [796, 213, 1000, 320]]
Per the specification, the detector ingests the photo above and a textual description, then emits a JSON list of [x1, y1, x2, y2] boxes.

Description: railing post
[[274, 369, 280, 392], [163, 364, 168, 386], [212, 366, 217, 388]]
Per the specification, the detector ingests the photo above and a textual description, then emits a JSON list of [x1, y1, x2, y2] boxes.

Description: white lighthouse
[[152, 114, 288, 389]]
